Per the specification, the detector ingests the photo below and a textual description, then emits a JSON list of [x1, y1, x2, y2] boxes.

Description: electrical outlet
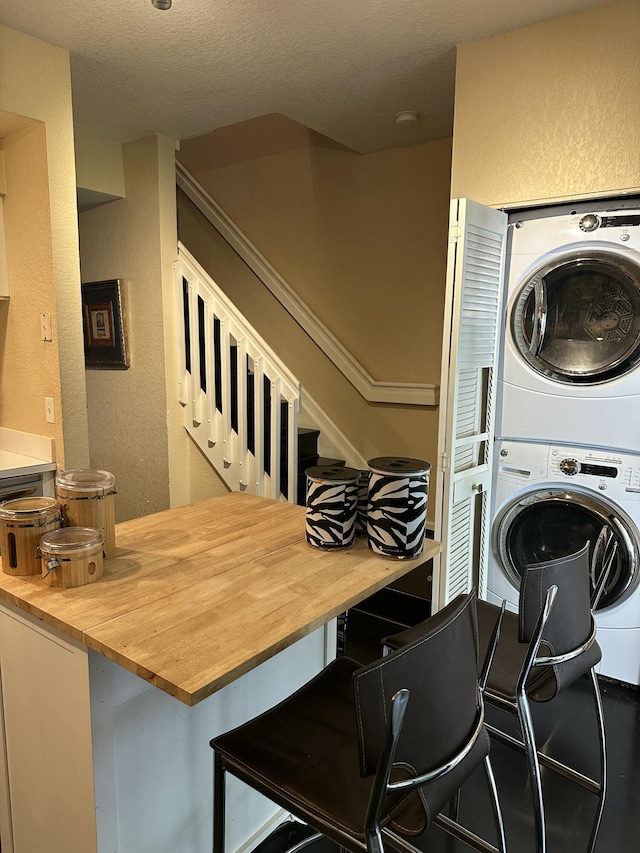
[[45, 397, 55, 424]]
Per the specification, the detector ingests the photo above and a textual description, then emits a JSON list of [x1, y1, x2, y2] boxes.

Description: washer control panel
[[552, 446, 640, 498], [495, 440, 640, 500]]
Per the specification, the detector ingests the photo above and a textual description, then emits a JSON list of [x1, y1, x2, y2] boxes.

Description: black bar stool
[[211, 590, 506, 853]]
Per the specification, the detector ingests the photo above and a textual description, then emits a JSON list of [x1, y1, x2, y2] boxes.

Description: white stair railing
[[176, 243, 301, 502]]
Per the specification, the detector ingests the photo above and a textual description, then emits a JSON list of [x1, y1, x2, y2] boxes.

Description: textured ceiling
[[0, 0, 607, 153]]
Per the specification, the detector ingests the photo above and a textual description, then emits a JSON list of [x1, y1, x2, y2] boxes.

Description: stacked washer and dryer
[[488, 197, 640, 685]]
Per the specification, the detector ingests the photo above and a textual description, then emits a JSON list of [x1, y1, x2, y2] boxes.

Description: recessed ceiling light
[[151, 0, 172, 9]]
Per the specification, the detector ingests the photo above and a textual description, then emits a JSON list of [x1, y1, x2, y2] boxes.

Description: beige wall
[[177, 190, 441, 472], [179, 116, 451, 384], [451, 0, 640, 207], [75, 130, 125, 198], [0, 122, 64, 447], [78, 134, 226, 522], [177, 122, 452, 517], [0, 25, 88, 469]]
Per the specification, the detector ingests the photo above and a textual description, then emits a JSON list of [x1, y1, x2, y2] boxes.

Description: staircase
[[175, 242, 435, 648], [175, 244, 353, 504]]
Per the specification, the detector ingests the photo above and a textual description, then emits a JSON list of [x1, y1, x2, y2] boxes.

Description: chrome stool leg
[[517, 690, 546, 853], [587, 668, 607, 853], [483, 755, 507, 853]]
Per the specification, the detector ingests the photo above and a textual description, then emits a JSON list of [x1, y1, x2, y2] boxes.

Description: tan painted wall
[[176, 124, 452, 520], [0, 25, 88, 468], [75, 130, 125, 198], [0, 122, 63, 447], [177, 190, 440, 468], [78, 135, 202, 521], [179, 117, 451, 384], [451, 0, 640, 206]]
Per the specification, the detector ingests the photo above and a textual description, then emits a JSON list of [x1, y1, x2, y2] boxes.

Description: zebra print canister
[[355, 470, 371, 536], [366, 457, 430, 559], [305, 465, 360, 550]]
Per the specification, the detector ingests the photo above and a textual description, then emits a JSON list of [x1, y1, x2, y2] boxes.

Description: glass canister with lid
[[55, 469, 116, 557], [0, 496, 61, 575], [39, 526, 105, 588]]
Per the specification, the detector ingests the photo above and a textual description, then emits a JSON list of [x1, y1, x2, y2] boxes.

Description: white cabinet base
[[0, 600, 328, 853], [0, 604, 97, 853]]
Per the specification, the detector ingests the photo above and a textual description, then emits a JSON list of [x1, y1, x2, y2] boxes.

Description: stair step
[[297, 427, 320, 459], [316, 457, 346, 468], [294, 453, 318, 473]]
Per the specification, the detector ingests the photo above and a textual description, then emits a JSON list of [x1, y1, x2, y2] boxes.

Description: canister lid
[[39, 527, 104, 552], [305, 465, 361, 483], [0, 496, 59, 518], [367, 457, 431, 476], [56, 468, 116, 494]]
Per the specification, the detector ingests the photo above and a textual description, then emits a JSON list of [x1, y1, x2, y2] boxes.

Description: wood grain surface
[[0, 492, 440, 705]]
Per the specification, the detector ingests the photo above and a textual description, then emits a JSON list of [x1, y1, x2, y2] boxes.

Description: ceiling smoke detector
[[151, 0, 172, 9], [395, 110, 420, 127]]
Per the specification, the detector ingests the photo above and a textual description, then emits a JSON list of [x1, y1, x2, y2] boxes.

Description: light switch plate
[[41, 312, 52, 342]]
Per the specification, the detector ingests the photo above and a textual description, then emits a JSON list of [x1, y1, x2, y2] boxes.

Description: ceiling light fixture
[[151, 0, 172, 9], [395, 110, 420, 127]]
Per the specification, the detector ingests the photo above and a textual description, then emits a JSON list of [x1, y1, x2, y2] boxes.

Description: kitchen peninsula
[[0, 492, 440, 853]]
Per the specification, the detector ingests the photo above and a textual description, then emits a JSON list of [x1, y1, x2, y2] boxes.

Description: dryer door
[[511, 249, 640, 384], [494, 486, 639, 612]]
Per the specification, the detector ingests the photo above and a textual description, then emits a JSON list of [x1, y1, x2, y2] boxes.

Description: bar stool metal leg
[[587, 668, 607, 853], [213, 751, 226, 853], [483, 755, 507, 853], [517, 689, 547, 853]]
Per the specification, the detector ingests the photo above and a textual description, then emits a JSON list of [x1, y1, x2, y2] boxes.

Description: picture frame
[[81, 279, 129, 369]]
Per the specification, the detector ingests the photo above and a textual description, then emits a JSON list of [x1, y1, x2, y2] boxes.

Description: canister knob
[[43, 558, 60, 578]]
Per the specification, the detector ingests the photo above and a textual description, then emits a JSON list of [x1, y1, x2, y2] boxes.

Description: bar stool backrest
[[519, 540, 600, 696], [353, 591, 479, 779]]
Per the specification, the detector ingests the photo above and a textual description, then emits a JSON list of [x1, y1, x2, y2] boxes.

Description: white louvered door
[[431, 198, 507, 611]]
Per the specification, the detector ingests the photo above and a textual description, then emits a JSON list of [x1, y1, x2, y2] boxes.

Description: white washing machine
[[486, 439, 640, 686], [497, 197, 640, 450]]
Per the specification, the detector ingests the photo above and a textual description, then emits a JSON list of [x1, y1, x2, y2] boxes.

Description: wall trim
[[176, 161, 439, 407]]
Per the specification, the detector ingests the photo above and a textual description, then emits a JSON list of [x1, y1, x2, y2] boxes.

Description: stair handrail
[[176, 160, 439, 407]]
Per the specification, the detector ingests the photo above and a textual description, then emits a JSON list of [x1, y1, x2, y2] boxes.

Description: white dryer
[[497, 197, 640, 450], [487, 439, 640, 686]]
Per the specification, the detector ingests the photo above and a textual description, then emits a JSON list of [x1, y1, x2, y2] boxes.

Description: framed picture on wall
[[81, 279, 129, 369]]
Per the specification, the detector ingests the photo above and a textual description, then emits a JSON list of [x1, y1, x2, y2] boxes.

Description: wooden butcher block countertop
[[0, 492, 441, 706]]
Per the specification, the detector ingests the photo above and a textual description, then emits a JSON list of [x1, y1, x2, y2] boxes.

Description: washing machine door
[[511, 248, 640, 384], [494, 486, 639, 612]]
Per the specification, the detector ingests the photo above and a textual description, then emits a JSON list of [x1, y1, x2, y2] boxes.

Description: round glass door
[[494, 487, 639, 611], [511, 250, 640, 384]]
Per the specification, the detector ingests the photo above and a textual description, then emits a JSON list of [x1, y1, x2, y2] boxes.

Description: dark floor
[[258, 584, 640, 853], [430, 674, 640, 853]]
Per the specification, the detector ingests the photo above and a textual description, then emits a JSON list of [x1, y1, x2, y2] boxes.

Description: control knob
[[579, 213, 600, 232], [559, 458, 579, 476]]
